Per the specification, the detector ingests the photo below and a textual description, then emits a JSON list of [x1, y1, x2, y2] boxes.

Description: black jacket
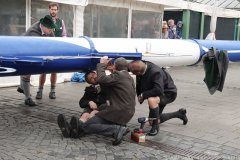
[[79, 85, 106, 110], [136, 61, 177, 99]]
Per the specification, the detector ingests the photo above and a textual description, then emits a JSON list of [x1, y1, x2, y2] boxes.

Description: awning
[[43, 0, 88, 6]]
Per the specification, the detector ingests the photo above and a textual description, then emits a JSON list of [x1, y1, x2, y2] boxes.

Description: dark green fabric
[[54, 18, 63, 37], [203, 54, 220, 94], [217, 50, 229, 91], [203, 48, 229, 95]]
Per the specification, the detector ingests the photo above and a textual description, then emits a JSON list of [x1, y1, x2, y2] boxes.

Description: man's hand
[[107, 64, 114, 73], [138, 95, 144, 104], [89, 101, 97, 110], [100, 56, 112, 64]]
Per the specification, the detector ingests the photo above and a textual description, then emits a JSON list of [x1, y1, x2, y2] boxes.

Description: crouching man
[[128, 60, 188, 136]]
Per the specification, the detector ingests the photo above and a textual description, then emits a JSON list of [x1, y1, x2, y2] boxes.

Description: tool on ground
[[131, 117, 157, 143]]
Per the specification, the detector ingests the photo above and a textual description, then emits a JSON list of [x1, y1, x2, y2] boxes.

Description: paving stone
[[177, 143, 193, 149], [192, 142, 209, 148], [106, 156, 115, 160], [207, 146, 223, 152], [1, 63, 240, 159], [204, 150, 221, 156], [86, 155, 97, 160]]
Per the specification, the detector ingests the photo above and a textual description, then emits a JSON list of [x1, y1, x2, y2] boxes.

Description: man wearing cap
[[36, 2, 67, 100], [17, 15, 55, 106]]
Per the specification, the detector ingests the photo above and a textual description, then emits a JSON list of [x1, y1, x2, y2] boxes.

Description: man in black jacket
[[58, 71, 107, 138], [78, 71, 107, 123], [129, 60, 188, 136]]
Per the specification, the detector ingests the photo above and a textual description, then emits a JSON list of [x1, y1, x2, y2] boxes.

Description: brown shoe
[[112, 126, 128, 145], [57, 114, 71, 138], [70, 116, 80, 139]]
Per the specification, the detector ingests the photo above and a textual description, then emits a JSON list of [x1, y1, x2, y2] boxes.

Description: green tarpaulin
[[203, 48, 229, 95]]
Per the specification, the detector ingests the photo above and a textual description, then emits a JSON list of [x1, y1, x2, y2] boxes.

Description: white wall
[[0, 73, 73, 88]]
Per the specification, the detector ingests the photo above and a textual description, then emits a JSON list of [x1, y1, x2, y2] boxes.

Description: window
[[84, 4, 128, 38], [189, 11, 201, 39], [216, 17, 235, 40], [0, 0, 26, 35], [132, 10, 162, 38], [163, 11, 183, 26], [31, 0, 74, 37]]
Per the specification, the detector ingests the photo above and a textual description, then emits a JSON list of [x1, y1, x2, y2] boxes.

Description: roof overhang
[[43, 0, 88, 6], [43, 0, 240, 18]]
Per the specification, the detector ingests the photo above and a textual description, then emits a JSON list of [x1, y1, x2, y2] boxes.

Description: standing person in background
[[167, 19, 176, 39], [161, 23, 169, 39], [17, 15, 55, 106], [176, 21, 183, 39], [36, 2, 67, 100]]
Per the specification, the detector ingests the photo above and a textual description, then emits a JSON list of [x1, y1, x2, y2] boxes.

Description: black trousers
[[159, 92, 177, 114], [82, 115, 120, 137]]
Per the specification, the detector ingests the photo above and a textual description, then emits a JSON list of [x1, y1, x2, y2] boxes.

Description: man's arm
[[97, 57, 120, 86], [96, 93, 107, 106], [136, 76, 142, 96], [96, 63, 119, 86], [61, 20, 67, 37]]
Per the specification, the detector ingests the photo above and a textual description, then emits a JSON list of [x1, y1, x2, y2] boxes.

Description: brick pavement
[[0, 63, 240, 160]]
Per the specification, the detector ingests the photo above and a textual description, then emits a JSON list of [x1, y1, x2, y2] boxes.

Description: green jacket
[[203, 48, 229, 95], [54, 18, 63, 37]]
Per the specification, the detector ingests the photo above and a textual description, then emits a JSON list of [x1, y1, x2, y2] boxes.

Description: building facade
[[1, 0, 240, 87], [0, 0, 240, 39]]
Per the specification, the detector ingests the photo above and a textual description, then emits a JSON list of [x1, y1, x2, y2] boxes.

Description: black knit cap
[[40, 15, 55, 29]]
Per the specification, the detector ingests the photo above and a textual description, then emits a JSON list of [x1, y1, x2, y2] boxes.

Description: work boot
[[25, 98, 37, 106], [112, 126, 128, 146], [49, 91, 56, 99], [70, 116, 81, 139], [147, 107, 160, 136], [178, 108, 188, 125], [57, 114, 71, 138], [36, 91, 42, 99], [159, 108, 188, 125], [17, 87, 24, 94], [148, 124, 159, 136]]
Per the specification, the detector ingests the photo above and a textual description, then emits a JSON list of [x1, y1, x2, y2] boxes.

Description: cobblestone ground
[[1, 63, 240, 160]]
